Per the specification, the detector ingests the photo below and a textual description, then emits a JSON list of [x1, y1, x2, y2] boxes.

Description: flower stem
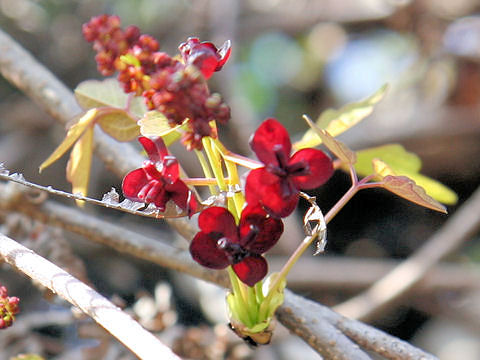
[[194, 149, 217, 195]]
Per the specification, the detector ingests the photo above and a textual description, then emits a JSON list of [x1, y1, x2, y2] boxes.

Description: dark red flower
[[122, 137, 197, 215], [190, 205, 283, 286], [245, 118, 334, 218], [179, 37, 231, 79]]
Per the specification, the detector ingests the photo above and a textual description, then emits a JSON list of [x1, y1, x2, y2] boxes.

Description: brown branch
[[0, 181, 437, 359], [0, 27, 438, 359], [333, 185, 480, 322], [0, 232, 181, 360]]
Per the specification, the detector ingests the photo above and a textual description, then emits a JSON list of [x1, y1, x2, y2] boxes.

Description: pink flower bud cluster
[[83, 15, 231, 150], [0, 286, 19, 329]]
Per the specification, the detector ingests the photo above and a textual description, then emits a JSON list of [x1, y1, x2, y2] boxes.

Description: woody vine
[[27, 14, 457, 344]]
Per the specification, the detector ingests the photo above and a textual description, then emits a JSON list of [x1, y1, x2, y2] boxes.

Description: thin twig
[[0, 181, 438, 359], [0, 27, 438, 359], [334, 185, 480, 321], [0, 233, 181, 360]]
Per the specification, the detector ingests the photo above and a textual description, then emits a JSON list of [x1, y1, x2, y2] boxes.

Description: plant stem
[[194, 149, 217, 195]]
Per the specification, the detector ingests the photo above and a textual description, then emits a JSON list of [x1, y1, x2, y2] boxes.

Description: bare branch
[[0, 27, 438, 359], [0, 181, 438, 359], [334, 185, 480, 321], [0, 233, 181, 360], [279, 291, 438, 360]]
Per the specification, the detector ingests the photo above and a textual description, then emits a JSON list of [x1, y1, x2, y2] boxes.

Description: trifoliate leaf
[[75, 78, 147, 118], [294, 84, 387, 150], [66, 126, 94, 206], [39, 109, 97, 172]]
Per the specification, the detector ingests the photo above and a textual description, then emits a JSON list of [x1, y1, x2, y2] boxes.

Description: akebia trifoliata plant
[[39, 14, 457, 344]]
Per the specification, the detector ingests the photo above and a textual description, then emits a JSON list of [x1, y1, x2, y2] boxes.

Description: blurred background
[[1, 0, 480, 359]]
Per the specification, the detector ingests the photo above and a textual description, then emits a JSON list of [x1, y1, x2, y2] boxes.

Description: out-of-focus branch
[[0, 233, 181, 360], [0, 27, 438, 359], [334, 185, 480, 322], [0, 181, 437, 359]]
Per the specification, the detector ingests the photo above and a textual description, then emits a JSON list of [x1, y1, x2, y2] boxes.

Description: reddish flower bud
[[179, 37, 231, 79], [0, 285, 19, 330]]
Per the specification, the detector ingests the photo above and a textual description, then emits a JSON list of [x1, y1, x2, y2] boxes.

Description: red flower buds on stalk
[[83, 15, 231, 150], [0, 285, 19, 329]]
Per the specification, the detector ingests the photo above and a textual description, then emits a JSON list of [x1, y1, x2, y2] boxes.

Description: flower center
[[217, 237, 250, 264]]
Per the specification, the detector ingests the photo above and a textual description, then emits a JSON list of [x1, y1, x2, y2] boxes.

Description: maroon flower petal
[[290, 148, 334, 190], [198, 207, 239, 242], [166, 180, 198, 215], [233, 255, 268, 287], [239, 205, 283, 254], [122, 168, 149, 201], [138, 136, 168, 163], [245, 168, 298, 218], [250, 118, 292, 166], [190, 232, 231, 269]]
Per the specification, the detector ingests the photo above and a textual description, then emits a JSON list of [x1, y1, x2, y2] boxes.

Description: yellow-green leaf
[[66, 126, 94, 206], [399, 171, 458, 205], [355, 144, 421, 176], [372, 159, 447, 213], [294, 84, 387, 150], [39, 109, 97, 172], [303, 115, 356, 165], [138, 111, 184, 146], [97, 109, 140, 142], [74, 78, 147, 118]]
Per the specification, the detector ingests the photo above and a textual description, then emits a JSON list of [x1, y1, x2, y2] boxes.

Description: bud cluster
[[83, 15, 231, 150], [0, 285, 19, 329]]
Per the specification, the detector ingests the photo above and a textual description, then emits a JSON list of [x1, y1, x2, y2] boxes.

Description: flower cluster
[[0, 285, 19, 329], [190, 205, 283, 286], [83, 15, 231, 150], [122, 136, 198, 216], [189, 118, 333, 286]]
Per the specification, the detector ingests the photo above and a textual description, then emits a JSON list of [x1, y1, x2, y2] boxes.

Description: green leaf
[[303, 115, 356, 165], [138, 111, 184, 146], [294, 84, 387, 150], [39, 109, 97, 172], [400, 172, 458, 205], [96, 109, 140, 142], [357, 145, 457, 205], [355, 144, 422, 176], [372, 159, 447, 213], [74, 78, 147, 118]]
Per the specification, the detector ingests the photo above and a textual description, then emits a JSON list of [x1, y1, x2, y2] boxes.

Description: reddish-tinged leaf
[[39, 109, 97, 173], [381, 175, 447, 213], [66, 125, 94, 206], [303, 115, 356, 165]]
